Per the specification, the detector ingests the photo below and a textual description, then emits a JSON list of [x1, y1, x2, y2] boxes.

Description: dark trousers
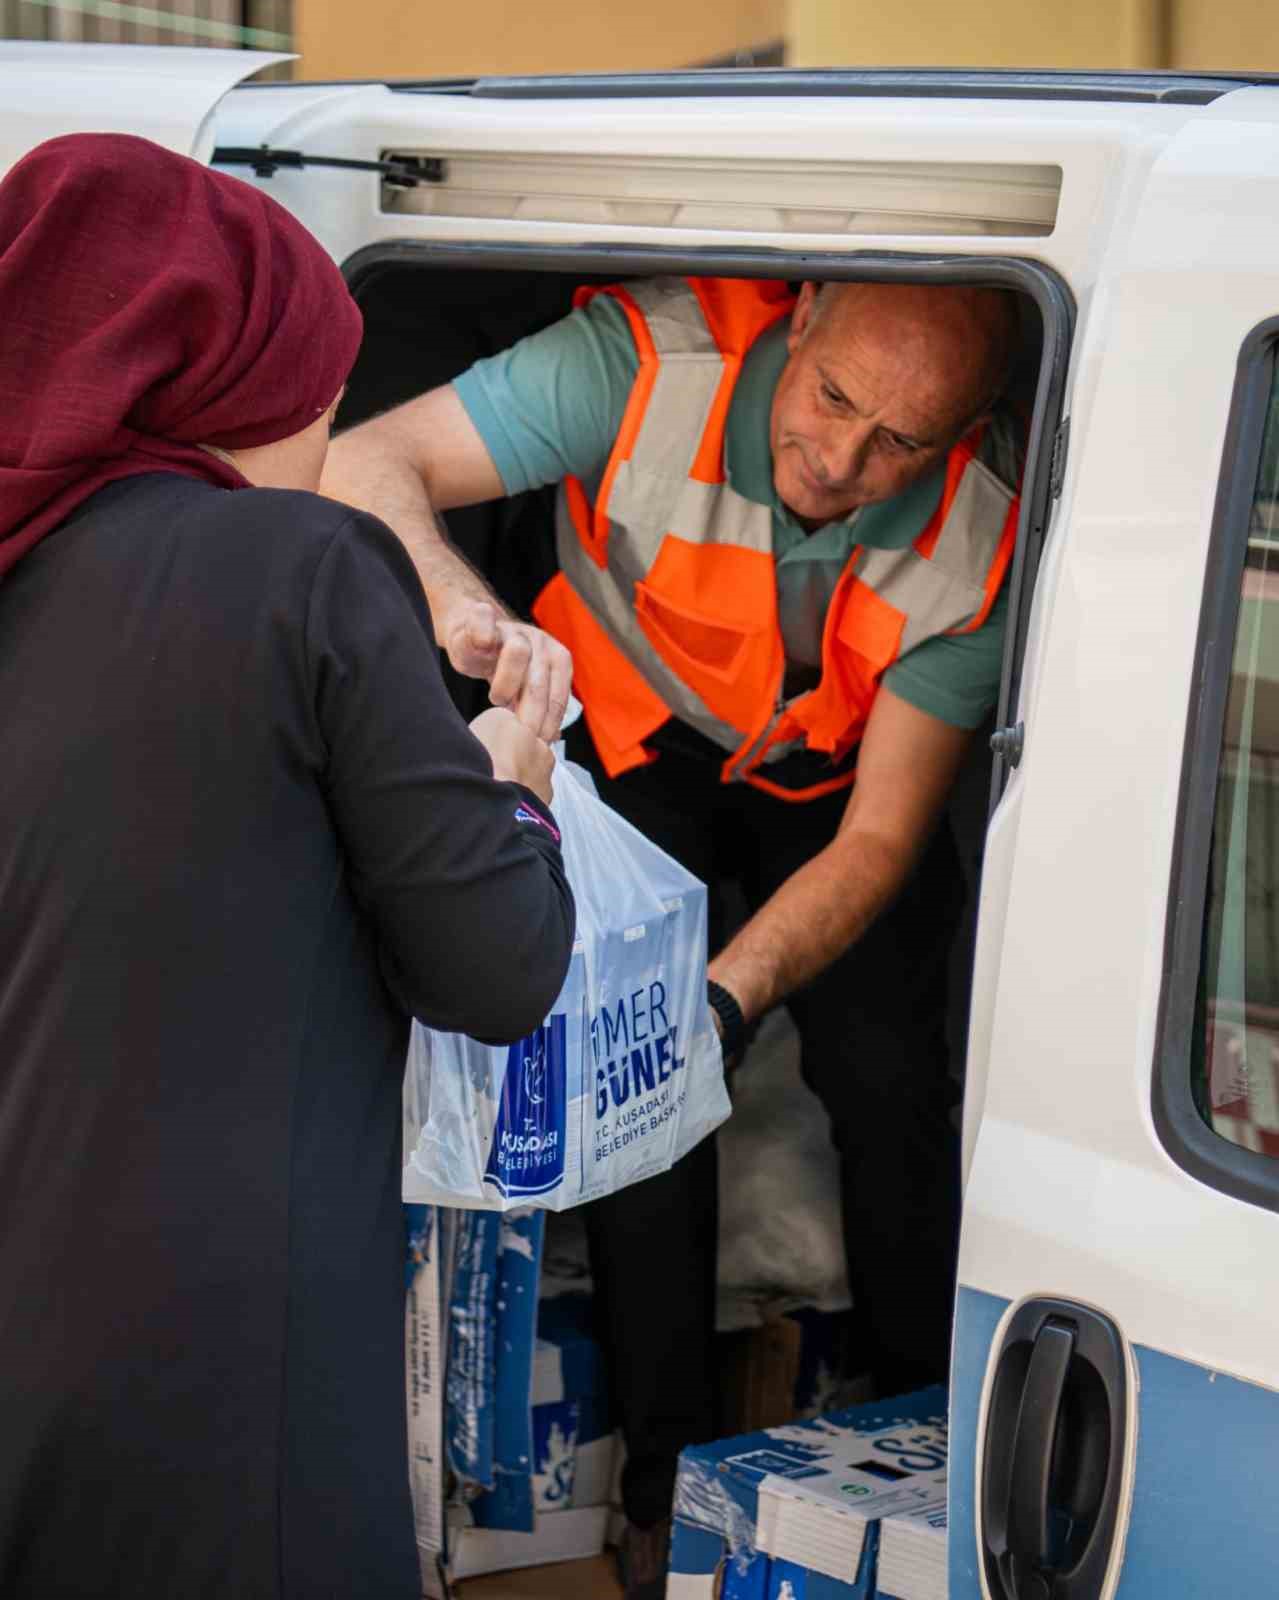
[[566, 720, 966, 1528]]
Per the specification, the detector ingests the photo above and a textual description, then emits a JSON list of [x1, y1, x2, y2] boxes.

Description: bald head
[[810, 280, 1019, 419], [770, 279, 1020, 527]]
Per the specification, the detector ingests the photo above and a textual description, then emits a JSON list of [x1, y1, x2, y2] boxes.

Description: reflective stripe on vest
[[532, 276, 1020, 797]]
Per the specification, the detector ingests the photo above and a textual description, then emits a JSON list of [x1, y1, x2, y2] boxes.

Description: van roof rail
[[383, 67, 1276, 107]]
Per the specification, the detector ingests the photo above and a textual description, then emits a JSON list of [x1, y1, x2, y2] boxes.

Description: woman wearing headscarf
[[0, 134, 574, 1598]]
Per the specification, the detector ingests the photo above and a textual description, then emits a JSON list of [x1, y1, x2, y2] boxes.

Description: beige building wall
[[1171, 0, 1279, 70], [789, 0, 1279, 73], [296, 0, 784, 82], [295, 0, 1279, 87]]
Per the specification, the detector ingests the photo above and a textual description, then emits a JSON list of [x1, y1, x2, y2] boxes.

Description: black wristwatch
[[706, 979, 746, 1066]]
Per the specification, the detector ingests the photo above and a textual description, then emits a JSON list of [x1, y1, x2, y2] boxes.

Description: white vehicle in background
[[5, 41, 1279, 1598]]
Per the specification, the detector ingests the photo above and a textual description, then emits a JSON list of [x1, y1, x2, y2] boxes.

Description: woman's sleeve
[[306, 510, 575, 1042]]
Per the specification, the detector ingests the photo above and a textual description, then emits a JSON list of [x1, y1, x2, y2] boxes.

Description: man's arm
[[708, 687, 972, 1025], [322, 384, 572, 741]]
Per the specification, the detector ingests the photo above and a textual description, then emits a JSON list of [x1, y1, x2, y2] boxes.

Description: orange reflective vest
[[532, 276, 1019, 801]]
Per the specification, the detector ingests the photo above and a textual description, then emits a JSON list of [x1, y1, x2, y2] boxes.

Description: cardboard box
[[446, 1503, 612, 1582], [405, 1207, 618, 1595], [717, 1307, 868, 1437]]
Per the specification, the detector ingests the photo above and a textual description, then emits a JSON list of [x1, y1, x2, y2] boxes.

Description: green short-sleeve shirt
[[454, 292, 1012, 730]]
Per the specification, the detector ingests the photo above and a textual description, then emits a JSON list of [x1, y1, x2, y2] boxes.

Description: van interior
[[338, 259, 1048, 1399]]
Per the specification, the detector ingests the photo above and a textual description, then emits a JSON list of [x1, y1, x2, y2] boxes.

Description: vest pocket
[[633, 577, 780, 735], [631, 535, 781, 732], [835, 575, 908, 666], [634, 579, 756, 682]]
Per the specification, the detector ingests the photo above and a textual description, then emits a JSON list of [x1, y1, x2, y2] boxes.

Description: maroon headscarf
[[0, 133, 364, 578]]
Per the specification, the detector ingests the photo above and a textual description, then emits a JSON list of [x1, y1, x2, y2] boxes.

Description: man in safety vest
[[324, 275, 1021, 1598]]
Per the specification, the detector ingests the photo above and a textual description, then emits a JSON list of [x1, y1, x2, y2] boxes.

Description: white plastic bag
[[403, 756, 730, 1210]]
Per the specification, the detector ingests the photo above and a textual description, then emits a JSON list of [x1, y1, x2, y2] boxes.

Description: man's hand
[[441, 598, 573, 744], [708, 687, 973, 1025], [322, 386, 574, 740]]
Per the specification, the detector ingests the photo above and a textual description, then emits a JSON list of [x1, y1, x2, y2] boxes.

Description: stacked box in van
[[668, 1387, 947, 1599]]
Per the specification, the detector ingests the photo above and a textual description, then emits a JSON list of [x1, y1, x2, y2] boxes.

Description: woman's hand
[[469, 708, 555, 805]]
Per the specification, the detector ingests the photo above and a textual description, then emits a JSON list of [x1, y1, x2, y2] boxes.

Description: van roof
[[345, 67, 1279, 107]]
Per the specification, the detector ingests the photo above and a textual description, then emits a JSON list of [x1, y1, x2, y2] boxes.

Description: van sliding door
[[952, 86, 1279, 1600]]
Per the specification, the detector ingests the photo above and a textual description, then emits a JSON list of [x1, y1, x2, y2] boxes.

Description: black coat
[[0, 475, 573, 1598]]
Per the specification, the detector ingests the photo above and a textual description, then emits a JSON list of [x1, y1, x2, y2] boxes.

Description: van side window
[[1196, 366, 1279, 1157]]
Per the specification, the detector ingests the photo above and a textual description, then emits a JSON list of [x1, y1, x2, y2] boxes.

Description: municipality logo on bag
[[590, 982, 688, 1165], [484, 1015, 567, 1198]]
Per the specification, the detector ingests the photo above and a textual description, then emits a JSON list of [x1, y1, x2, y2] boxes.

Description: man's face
[[769, 283, 986, 527]]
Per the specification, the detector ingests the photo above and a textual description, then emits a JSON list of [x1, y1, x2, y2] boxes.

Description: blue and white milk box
[[668, 1387, 949, 1600], [469, 1287, 615, 1532], [529, 1291, 615, 1514], [405, 1201, 619, 1594], [874, 1495, 948, 1600], [404, 1205, 448, 1595]]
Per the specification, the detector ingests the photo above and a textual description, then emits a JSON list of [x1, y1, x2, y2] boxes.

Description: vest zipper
[[726, 685, 790, 782]]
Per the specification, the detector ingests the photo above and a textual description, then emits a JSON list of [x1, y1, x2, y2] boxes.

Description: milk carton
[[668, 1388, 948, 1600], [875, 1496, 948, 1600], [405, 1204, 618, 1595]]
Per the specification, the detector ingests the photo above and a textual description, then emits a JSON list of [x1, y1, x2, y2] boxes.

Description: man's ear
[[788, 281, 820, 354]]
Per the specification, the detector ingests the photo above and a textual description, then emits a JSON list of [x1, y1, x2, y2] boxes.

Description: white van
[[6, 43, 1278, 1598]]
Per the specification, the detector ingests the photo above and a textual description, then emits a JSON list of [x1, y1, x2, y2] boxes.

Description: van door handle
[[980, 1299, 1130, 1600], [1007, 1319, 1075, 1592]]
